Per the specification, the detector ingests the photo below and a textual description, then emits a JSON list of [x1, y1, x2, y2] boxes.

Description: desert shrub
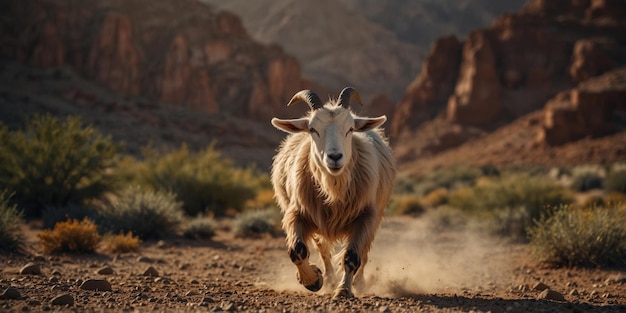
[[41, 203, 102, 229], [448, 173, 572, 219], [423, 205, 468, 231], [479, 206, 532, 242], [569, 164, 605, 191], [388, 195, 425, 216], [38, 218, 101, 254], [447, 174, 572, 239], [99, 187, 183, 240], [0, 115, 120, 217], [529, 204, 626, 267], [183, 216, 218, 239], [0, 191, 24, 252], [232, 209, 280, 238], [102, 231, 142, 253], [605, 167, 626, 194], [245, 189, 276, 210], [128, 145, 263, 217], [410, 166, 486, 196], [421, 188, 449, 208]]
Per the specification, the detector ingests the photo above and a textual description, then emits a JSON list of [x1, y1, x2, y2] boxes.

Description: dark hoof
[[301, 266, 323, 292]]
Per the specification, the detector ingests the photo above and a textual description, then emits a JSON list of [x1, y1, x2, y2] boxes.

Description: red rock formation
[[393, 0, 626, 155], [87, 13, 141, 97], [538, 67, 626, 145], [446, 31, 503, 127], [0, 0, 308, 120], [390, 36, 462, 137]]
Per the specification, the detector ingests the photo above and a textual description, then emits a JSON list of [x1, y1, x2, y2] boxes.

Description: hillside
[[393, 0, 626, 174]]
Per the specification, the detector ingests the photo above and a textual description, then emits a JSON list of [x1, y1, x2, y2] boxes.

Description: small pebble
[[80, 279, 112, 291], [19, 263, 41, 275]]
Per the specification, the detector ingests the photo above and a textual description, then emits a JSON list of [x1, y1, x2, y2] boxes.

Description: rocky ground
[[1, 217, 625, 312]]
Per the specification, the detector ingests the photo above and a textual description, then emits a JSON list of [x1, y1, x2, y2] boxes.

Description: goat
[[270, 87, 396, 298]]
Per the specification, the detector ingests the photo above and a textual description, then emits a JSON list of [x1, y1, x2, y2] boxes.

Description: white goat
[[271, 87, 396, 299]]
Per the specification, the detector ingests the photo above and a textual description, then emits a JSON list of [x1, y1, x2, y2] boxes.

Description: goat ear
[[271, 118, 309, 134], [354, 116, 386, 132]]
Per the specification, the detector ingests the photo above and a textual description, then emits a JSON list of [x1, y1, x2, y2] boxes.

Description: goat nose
[[328, 153, 343, 161]]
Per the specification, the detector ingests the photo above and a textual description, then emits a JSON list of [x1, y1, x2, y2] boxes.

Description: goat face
[[272, 89, 386, 176]]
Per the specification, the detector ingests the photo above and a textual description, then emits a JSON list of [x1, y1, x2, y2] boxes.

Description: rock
[[0, 287, 21, 300], [446, 31, 502, 127], [96, 266, 114, 275], [569, 289, 579, 296], [538, 289, 566, 302], [538, 68, 626, 146], [391, 35, 462, 137], [569, 38, 617, 82], [137, 256, 154, 263], [79, 279, 112, 291], [19, 262, 41, 275], [221, 301, 237, 312], [143, 266, 159, 277], [50, 293, 74, 306], [532, 282, 550, 291]]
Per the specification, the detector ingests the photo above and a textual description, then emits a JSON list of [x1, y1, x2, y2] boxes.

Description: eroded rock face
[[392, 0, 626, 149], [538, 68, 626, 145], [446, 32, 502, 127], [0, 0, 307, 119], [390, 36, 462, 137]]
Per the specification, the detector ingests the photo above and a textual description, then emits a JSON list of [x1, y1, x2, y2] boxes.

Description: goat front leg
[[283, 211, 323, 292], [333, 208, 379, 299]]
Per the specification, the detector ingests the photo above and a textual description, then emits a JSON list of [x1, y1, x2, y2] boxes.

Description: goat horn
[[287, 90, 323, 110], [338, 87, 363, 108]]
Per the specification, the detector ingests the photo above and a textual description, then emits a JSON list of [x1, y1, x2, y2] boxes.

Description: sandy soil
[[1, 217, 625, 312]]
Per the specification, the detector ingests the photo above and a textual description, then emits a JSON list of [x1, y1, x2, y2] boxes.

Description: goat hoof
[[332, 287, 354, 299], [298, 266, 323, 292]]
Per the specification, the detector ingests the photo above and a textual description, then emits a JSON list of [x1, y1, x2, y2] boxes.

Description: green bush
[[447, 174, 572, 239], [183, 216, 218, 239], [449, 174, 572, 218], [529, 205, 626, 267], [408, 166, 486, 196], [569, 164, 605, 191], [388, 195, 425, 216], [0, 191, 24, 252], [128, 145, 263, 217], [605, 168, 626, 194], [41, 203, 101, 229], [232, 209, 280, 238], [99, 187, 183, 240], [0, 115, 120, 217]]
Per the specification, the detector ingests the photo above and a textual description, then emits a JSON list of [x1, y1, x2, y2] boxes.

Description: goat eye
[[346, 127, 354, 136], [309, 128, 319, 136]]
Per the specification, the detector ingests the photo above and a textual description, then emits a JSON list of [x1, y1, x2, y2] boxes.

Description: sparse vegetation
[[448, 173, 572, 218], [605, 165, 626, 194], [38, 218, 101, 254], [232, 209, 280, 238], [388, 194, 425, 216], [128, 145, 264, 217], [0, 115, 120, 217], [99, 186, 183, 240], [569, 164, 605, 191], [102, 231, 142, 253], [183, 216, 218, 240], [0, 191, 24, 252], [403, 166, 485, 196], [529, 204, 626, 267]]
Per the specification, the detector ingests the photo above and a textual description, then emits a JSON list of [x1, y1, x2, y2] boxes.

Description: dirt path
[[1, 217, 625, 312]]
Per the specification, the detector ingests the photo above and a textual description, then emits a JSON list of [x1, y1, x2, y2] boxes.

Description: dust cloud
[[261, 216, 515, 298]]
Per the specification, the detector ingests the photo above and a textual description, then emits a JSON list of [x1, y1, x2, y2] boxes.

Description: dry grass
[[38, 218, 101, 254], [102, 231, 142, 253]]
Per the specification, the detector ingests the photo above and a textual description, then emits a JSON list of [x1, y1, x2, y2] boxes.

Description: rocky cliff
[[392, 0, 626, 155], [0, 0, 311, 121]]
